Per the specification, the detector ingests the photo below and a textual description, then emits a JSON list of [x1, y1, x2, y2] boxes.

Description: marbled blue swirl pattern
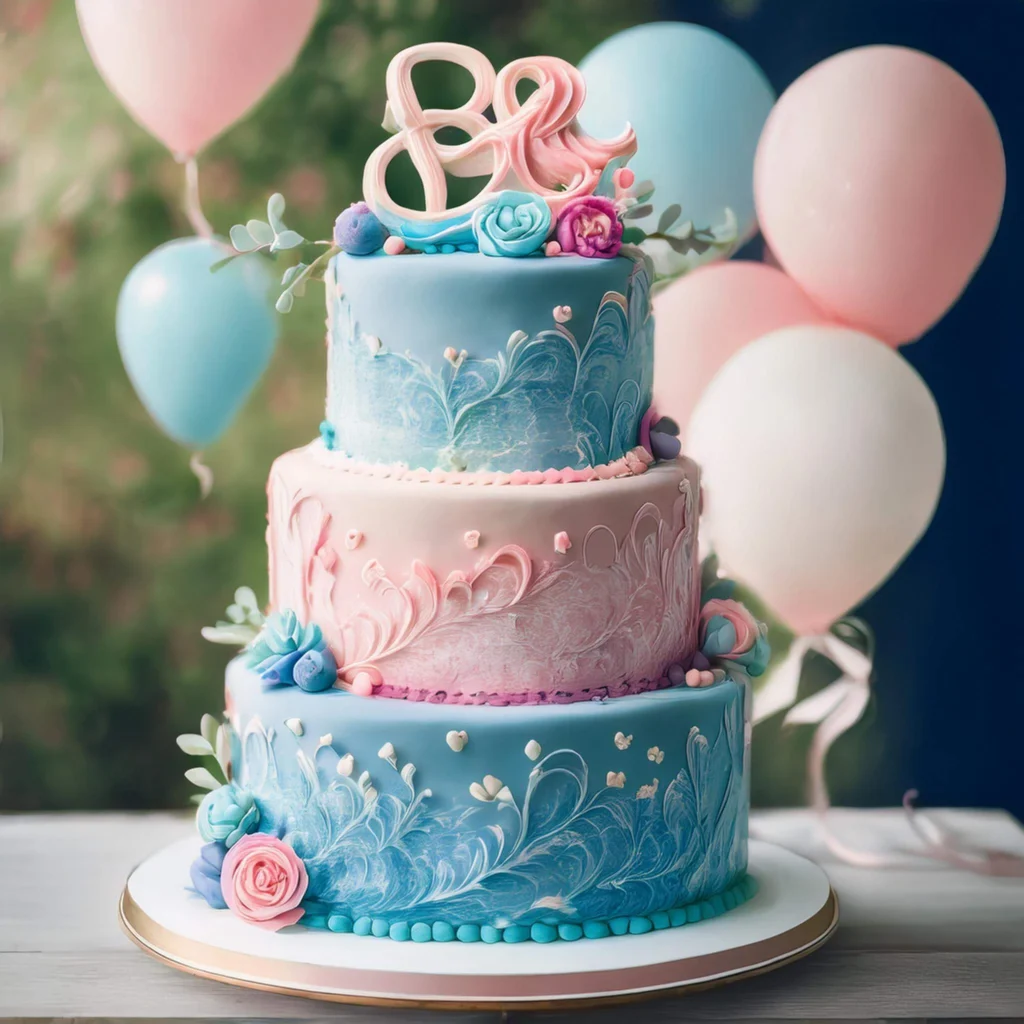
[[236, 693, 744, 928], [326, 260, 654, 472]]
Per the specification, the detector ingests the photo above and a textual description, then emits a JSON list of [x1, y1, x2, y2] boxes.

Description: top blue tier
[[324, 252, 654, 473]]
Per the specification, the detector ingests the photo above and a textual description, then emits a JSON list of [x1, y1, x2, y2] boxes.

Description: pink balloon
[[76, 0, 319, 158], [654, 262, 827, 438], [755, 46, 1005, 345]]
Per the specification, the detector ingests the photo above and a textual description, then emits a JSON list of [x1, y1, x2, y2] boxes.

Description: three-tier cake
[[183, 42, 768, 945]]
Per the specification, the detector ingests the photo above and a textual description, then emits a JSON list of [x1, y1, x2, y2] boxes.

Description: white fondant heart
[[336, 753, 355, 777], [524, 739, 542, 761], [606, 771, 626, 788], [614, 731, 632, 750], [400, 762, 416, 786], [647, 746, 664, 764], [446, 729, 468, 752], [483, 774, 503, 797], [318, 734, 333, 750], [553, 304, 572, 324], [378, 741, 397, 767], [285, 718, 304, 737]]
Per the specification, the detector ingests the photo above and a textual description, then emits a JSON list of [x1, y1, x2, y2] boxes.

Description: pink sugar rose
[[220, 833, 308, 931], [555, 195, 623, 259], [699, 599, 760, 658]]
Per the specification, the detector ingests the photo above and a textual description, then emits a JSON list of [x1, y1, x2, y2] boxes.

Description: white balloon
[[687, 325, 945, 635]]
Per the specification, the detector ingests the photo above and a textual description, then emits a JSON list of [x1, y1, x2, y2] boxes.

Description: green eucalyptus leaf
[[622, 203, 654, 221], [621, 226, 647, 245], [675, 220, 693, 240], [189, 793, 205, 805], [234, 586, 258, 609], [246, 219, 274, 245], [272, 229, 306, 252], [185, 766, 221, 791], [666, 235, 697, 254], [281, 264, 305, 288], [201, 623, 258, 646], [276, 291, 295, 314], [657, 204, 682, 234], [215, 725, 232, 778], [200, 713, 219, 749], [209, 253, 241, 273], [267, 192, 287, 233], [176, 733, 214, 757], [225, 603, 245, 624], [229, 224, 258, 252]]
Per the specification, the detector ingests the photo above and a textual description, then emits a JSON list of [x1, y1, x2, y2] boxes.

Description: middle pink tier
[[267, 442, 701, 705]]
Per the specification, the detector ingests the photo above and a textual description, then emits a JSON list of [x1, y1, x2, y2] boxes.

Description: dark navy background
[[662, 0, 1023, 817]]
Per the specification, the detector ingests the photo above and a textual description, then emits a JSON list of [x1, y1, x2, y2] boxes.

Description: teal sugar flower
[[245, 609, 338, 692], [472, 191, 552, 258], [197, 783, 260, 848]]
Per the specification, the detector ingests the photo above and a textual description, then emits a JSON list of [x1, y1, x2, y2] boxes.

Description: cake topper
[[362, 43, 637, 248]]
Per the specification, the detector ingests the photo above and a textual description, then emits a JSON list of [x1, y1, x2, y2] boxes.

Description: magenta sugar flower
[[220, 833, 308, 931], [555, 195, 623, 259]]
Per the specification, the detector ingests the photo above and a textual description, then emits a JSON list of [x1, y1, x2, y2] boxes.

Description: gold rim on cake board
[[118, 884, 838, 1010]]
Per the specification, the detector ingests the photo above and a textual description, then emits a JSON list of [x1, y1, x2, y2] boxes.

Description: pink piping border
[[371, 671, 679, 706], [309, 441, 655, 485]]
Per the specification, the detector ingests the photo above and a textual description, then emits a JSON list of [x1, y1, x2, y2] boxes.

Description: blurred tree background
[[0, 0, 664, 809]]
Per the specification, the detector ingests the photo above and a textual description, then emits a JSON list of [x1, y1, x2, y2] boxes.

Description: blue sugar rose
[[197, 784, 260, 848], [244, 609, 337, 689], [293, 647, 339, 693], [189, 841, 228, 909], [472, 191, 552, 258], [333, 201, 388, 255]]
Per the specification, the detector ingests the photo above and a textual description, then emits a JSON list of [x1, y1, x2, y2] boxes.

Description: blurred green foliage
[[0, 0, 663, 809]]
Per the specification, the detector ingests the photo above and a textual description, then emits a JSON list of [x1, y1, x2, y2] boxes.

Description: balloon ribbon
[[753, 618, 1024, 877], [183, 158, 214, 239], [189, 452, 214, 499]]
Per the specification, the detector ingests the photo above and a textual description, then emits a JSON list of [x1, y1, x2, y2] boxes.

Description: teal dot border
[[298, 873, 758, 944]]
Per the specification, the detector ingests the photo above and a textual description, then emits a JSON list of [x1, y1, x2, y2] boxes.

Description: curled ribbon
[[754, 617, 1024, 877], [363, 43, 636, 230]]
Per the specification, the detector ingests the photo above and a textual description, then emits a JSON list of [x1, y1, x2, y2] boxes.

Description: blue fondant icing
[[327, 913, 353, 933], [628, 916, 653, 935], [389, 921, 411, 942], [583, 920, 611, 939], [225, 659, 749, 940], [480, 925, 503, 944], [669, 908, 688, 927], [326, 252, 654, 471], [686, 904, 702, 924], [558, 923, 584, 942], [650, 911, 671, 930], [456, 924, 481, 943], [531, 922, 558, 944], [411, 922, 432, 943]]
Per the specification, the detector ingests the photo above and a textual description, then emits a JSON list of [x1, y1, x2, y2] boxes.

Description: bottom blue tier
[[219, 660, 752, 941]]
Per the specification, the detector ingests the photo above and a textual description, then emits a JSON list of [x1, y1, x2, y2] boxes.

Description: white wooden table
[[1, 808, 1022, 1020]]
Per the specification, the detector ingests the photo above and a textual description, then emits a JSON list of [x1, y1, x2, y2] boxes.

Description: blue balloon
[[579, 22, 775, 245], [117, 237, 276, 448]]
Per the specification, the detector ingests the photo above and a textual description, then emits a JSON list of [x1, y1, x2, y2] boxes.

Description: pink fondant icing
[[267, 444, 701, 703]]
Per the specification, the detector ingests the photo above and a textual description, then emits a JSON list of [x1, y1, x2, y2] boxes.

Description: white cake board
[[120, 837, 837, 1010]]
